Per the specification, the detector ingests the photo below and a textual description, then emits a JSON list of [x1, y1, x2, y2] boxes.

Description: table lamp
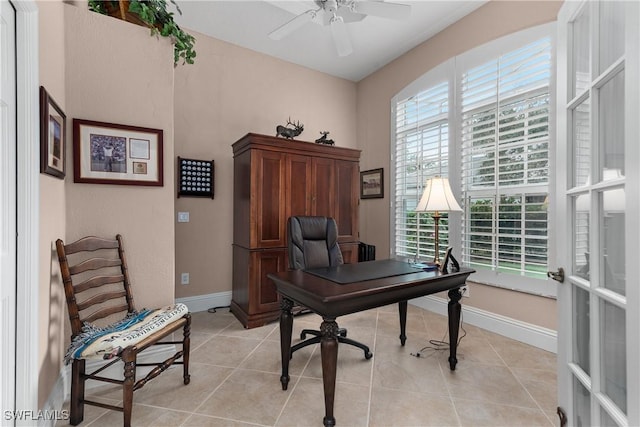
[[416, 177, 462, 266]]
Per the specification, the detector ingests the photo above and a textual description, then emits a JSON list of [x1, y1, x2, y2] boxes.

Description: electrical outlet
[[181, 273, 189, 285], [461, 286, 470, 297], [177, 212, 190, 223]]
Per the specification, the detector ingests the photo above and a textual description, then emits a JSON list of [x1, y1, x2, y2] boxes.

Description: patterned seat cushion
[[65, 303, 189, 363]]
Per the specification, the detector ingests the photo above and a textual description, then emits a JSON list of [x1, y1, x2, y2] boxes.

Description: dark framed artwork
[[360, 168, 384, 199], [40, 86, 66, 179], [73, 119, 163, 186], [177, 157, 214, 198]]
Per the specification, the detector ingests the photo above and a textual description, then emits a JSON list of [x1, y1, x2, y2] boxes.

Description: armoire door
[[311, 157, 335, 218], [250, 248, 287, 318], [286, 153, 312, 218], [254, 150, 286, 248]]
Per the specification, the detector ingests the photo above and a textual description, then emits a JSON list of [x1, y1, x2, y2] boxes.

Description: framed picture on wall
[[39, 86, 66, 179], [360, 168, 384, 199], [72, 119, 163, 186]]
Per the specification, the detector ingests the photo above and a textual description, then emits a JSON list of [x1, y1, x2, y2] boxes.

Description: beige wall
[[37, 2, 177, 407], [173, 33, 357, 299], [38, 0, 67, 407], [63, 5, 176, 310], [356, 0, 563, 330]]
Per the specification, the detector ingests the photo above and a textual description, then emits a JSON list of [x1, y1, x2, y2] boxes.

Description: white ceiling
[[172, 1, 486, 82]]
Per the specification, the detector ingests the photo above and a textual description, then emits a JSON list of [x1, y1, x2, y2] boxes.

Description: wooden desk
[[268, 260, 474, 427]]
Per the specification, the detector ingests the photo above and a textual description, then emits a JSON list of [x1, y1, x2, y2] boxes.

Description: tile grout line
[[364, 309, 380, 427], [427, 309, 464, 427], [188, 317, 275, 421], [184, 314, 240, 414], [488, 339, 555, 423], [273, 342, 317, 426], [504, 360, 557, 425]]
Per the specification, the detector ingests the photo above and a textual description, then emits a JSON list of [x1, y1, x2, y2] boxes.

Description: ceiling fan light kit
[[330, 14, 353, 56], [268, 0, 411, 57]]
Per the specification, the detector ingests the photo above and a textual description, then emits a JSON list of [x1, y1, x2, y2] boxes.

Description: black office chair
[[287, 216, 373, 359]]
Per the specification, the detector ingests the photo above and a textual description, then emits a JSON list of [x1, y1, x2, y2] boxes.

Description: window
[[392, 61, 453, 262], [391, 23, 556, 296]]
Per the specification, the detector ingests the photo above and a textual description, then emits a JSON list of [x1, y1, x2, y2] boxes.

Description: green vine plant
[[89, 0, 196, 65]]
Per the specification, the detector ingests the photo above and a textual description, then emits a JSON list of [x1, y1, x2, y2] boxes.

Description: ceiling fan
[[268, 0, 411, 57]]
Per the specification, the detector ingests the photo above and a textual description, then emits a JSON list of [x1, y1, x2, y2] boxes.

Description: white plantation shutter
[[393, 80, 451, 260], [460, 36, 552, 292], [391, 24, 555, 296]]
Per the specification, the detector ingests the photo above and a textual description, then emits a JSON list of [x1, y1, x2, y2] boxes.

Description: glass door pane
[[573, 286, 590, 374], [573, 196, 590, 280], [599, 71, 625, 174], [573, 99, 591, 188], [600, 300, 627, 414], [601, 407, 619, 427], [573, 377, 592, 427], [601, 188, 625, 295], [572, 6, 590, 97], [599, 1, 625, 73]]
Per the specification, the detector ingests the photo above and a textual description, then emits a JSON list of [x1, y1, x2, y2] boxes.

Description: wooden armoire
[[231, 133, 361, 328]]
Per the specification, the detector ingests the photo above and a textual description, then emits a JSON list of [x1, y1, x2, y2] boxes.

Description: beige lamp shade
[[416, 177, 462, 213]]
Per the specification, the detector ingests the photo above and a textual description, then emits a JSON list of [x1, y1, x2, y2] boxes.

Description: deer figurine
[[276, 118, 304, 139], [315, 131, 335, 145]]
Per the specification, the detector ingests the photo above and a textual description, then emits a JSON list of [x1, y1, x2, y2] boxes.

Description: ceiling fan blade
[[353, 1, 411, 20], [330, 15, 353, 57], [269, 9, 316, 40]]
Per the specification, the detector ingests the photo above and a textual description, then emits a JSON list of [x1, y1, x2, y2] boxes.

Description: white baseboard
[[410, 296, 558, 353], [176, 291, 232, 313], [39, 373, 67, 427]]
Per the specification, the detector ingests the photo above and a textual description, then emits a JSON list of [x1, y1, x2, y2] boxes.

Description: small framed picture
[[39, 86, 66, 179], [360, 168, 384, 199], [73, 119, 163, 186]]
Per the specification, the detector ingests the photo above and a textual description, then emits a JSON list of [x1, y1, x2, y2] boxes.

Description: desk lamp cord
[[410, 310, 467, 358]]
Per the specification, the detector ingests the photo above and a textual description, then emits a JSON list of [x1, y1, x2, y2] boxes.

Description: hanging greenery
[[88, 0, 196, 65]]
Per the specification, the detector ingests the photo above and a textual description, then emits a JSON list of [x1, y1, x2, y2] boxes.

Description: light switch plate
[[177, 212, 190, 223]]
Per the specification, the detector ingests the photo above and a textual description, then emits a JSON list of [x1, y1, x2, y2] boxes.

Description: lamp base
[[412, 262, 438, 271]]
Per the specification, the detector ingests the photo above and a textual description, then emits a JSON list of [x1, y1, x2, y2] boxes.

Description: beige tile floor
[[58, 304, 558, 426]]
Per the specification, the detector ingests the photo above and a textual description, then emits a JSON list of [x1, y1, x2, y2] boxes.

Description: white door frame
[[1, 1, 17, 422], [12, 0, 39, 420], [623, 2, 640, 426]]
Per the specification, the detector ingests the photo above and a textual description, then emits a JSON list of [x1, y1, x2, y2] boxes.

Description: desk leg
[[398, 300, 407, 346], [447, 288, 463, 370], [280, 298, 294, 391], [320, 318, 339, 427]]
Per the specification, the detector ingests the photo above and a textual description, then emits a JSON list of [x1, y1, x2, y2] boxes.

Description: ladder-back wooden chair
[[56, 234, 191, 427]]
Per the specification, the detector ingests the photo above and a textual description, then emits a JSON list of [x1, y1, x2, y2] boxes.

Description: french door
[[556, 1, 639, 426]]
